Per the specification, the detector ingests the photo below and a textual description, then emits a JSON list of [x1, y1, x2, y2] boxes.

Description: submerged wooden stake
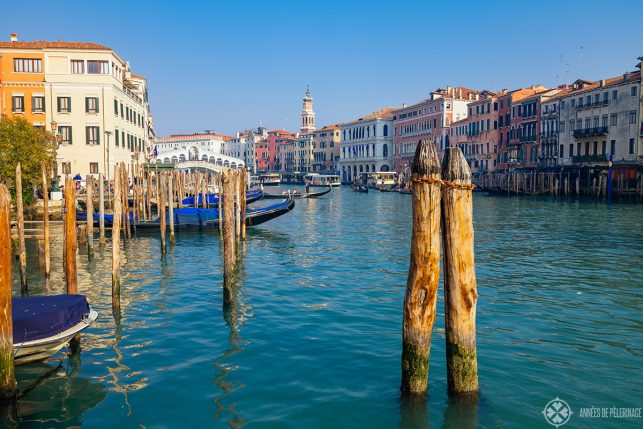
[[401, 140, 441, 395], [64, 179, 78, 295], [15, 163, 27, 292], [112, 164, 122, 314], [41, 162, 51, 278], [0, 185, 16, 400], [441, 148, 479, 395]]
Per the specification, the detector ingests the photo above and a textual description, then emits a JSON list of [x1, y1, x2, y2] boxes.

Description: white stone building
[[339, 107, 397, 183]]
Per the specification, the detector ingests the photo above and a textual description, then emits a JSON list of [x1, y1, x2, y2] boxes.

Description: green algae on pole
[[64, 179, 78, 295], [0, 185, 16, 400], [168, 171, 175, 243], [222, 169, 236, 305], [401, 139, 441, 395], [441, 147, 479, 395]]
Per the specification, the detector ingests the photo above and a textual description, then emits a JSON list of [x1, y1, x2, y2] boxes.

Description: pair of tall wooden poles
[[402, 140, 479, 396]]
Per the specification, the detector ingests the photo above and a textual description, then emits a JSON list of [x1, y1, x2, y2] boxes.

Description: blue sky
[[2, 0, 641, 137]]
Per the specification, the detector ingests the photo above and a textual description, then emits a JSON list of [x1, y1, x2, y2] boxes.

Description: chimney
[[446, 86, 452, 95], [10, 33, 17, 42], [623, 73, 628, 82], [402, 103, 407, 108], [599, 79, 605, 87], [458, 88, 462, 98], [502, 88, 507, 95]]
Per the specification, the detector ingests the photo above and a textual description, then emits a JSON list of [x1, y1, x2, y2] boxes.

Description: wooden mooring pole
[[401, 140, 441, 395], [0, 185, 16, 400], [159, 173, 167, 255], [222, 169, 236, 305], [168, 172, 175, 243], [240, 168, 247, 241], [86, 175, 94, 259], [41, 162, 51, 279], [441, 148, 479, 395], [64, 179, 78, 295], [112, 164, 122, 315], [99, 173, 106, 245], [15, 163, 27, 292]]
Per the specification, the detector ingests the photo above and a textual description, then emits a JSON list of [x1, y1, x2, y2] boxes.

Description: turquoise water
[[3, 188, 643, 428]]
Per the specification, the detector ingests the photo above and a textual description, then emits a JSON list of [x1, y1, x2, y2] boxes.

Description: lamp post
[[51, 120, 58, 179]]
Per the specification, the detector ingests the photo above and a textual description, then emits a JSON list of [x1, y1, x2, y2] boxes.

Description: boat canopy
[[12, 295, 91, 343]]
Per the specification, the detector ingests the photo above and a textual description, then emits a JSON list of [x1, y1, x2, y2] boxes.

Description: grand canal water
[[3, 187, 643, 428]]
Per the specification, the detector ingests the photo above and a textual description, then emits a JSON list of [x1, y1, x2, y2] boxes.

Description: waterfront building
[[539, 86, 573, 168], [154, 132, 244, 168], [225, 127, 267, 173], [557, 62, 642, 172], [448, 91, 500, 173], [278, 137, 295, 172], [0, 33, 154, 178], [339, 107, 396, 183], [257, 129, 295, 172], [509, 87, 567, 169], [496, 85, 548, 170], [392, 86, 478, 174], [293, 125, 340, 173]]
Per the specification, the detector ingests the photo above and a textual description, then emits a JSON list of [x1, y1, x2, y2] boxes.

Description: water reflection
[[0, 360, 106, 428], [399, 394, 429, 429], [213, 247, 251, 428], [440, 394, 478, 429]]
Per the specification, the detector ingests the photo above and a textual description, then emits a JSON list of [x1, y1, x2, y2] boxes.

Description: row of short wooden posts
[[474, 168, 643, 200], [402, 141, 479, 396]]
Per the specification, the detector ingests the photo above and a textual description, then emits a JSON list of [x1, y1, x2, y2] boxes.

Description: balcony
[[540, 131, 558, 138], [573, 127, 608, 138], [576, 99, 609, 110], [572, 154, 608, 163], [519, 135, 537, 143]]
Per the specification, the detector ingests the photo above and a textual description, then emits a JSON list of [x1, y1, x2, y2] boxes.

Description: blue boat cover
[[12, 295, 90, 343]]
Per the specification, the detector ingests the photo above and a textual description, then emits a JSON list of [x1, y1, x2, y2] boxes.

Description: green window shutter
[[57, 97, 60, 112], [95, 98, 99, 113], [86, 126, 90, 144], [68, 97, 71, 113], [85, 98, 89, 113], [97, 128, 100, 145], [69, 127, 73, 145]]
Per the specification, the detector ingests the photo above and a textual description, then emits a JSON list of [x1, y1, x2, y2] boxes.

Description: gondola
[[263, 187, 331, 199], [134, 196, 295, 231], [76, 212, 136, 227], [350, 184, 368, 193], [13, 295, 98, 365], [180, 187, 263, 206]]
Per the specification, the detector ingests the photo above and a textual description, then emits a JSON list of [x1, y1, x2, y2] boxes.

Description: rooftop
[[0, 40, 112, 51]]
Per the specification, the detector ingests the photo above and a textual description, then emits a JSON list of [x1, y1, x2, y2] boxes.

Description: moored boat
[[304, 173, 341, 187], [181, 188, 263, 206], [13, 295, 98, 365], [134, 196, 295, 230], [263, 187, 332, 199]]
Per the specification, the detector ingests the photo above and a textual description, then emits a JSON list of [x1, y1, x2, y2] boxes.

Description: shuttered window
[[85, 97, 99, 113], [86, 126, 100, 145], [57, 97, 71, 113]]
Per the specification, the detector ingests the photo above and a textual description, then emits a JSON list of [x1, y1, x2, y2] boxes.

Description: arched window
[[359, 165, 363, 172], [383, 144, 388, 158], [366, 165, 370, 172], [383, 124, 388, 137]]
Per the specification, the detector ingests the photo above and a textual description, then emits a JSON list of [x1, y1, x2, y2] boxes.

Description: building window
[[90, 162, 99, 174], [631, 86, 637, 96], [87, 60, 109, 74], [383, 124, 388, 137], [71, 60, 85, 74], [86, 126, 100, 145], [85, 97, 99, 114], [115, 129, 119, 147], [602, 114, 608, 128], [559, 121, 565, 132], [610, 140, 616, 155], [13, 58, 42, 73], [11, 95, 24, 113], [57, 97, 71, 113], [120, 103, 124, 118], [569, 144, 573, 157], [561, 100, 566, 109], [114, 99, 118, 115], [610, 113, 617, 126], [31, 96, 45, 113], [612, 90, 618, 100], [629, 138, 635, 154], [629, 111, 637, 124], [601, 141, 606, 155], [59, 126, 72, 145]]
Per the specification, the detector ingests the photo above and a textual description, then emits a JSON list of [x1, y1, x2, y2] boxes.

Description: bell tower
[[300, 85, 315, 134]]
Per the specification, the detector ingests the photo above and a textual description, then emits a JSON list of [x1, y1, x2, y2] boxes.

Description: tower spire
[[300, 85, 315, 134]]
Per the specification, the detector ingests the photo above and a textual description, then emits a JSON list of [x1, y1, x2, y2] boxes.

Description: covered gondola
[[180, 188, 263, 206], [263, 187, 331, 199]]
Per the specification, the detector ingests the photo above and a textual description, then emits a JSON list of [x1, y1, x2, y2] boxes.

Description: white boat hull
[[13, 308, 98, 365]]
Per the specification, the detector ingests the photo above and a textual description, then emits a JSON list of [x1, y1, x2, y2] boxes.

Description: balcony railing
[[540, 131, 559, 138], [576, 99, 609, 110], [519, 135, 537, 143], [573, 127, 608, 138], [572, 154, 608, 163]]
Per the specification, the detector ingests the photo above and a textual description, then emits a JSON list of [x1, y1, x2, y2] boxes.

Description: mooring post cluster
[[402, 140, 479, 396]]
